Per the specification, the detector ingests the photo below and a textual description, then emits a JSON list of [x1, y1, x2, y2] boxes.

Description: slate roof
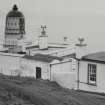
[[23, 54, 63, 63], [82, 51, 105, 63]]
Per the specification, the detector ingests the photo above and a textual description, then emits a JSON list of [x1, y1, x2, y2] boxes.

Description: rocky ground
[[0, 76, 105, 105]]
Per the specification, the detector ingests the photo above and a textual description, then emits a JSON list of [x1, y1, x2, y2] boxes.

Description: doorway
[[36, 67, 41, 79]]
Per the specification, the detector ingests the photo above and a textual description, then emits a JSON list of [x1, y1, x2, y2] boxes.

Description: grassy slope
[[0, 77, 105, 105]]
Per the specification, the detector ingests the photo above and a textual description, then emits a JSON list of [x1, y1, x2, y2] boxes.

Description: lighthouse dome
[[7, 4, 24, 18]]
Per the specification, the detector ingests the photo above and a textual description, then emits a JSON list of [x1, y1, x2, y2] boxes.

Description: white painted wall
[[51, 47, 76, 57], [20, 58, 50, 79], [38, 36, 48, 49], [0, 53, 23, 75], [51, 61, 72, 73], [51, 60, 77, 89], [0, 53, 51, 79], [79, 60, 105, 93]]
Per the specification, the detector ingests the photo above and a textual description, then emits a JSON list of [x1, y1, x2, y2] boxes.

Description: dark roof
[[23, 54, 63, 63], [62, 53, 76, 58], [26, 45, 65, 49], [82, 52, 105, 63], [26, 45, 39, 49], [7, 5, 24, 17]]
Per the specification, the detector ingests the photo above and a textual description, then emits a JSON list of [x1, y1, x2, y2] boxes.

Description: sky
[[0, 0, 105, 53]]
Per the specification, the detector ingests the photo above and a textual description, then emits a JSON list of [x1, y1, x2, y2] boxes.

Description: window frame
[[87, 64, 97, 86]]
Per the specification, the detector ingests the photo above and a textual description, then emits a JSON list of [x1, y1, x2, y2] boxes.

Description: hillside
[[0, 76, 105, 105]]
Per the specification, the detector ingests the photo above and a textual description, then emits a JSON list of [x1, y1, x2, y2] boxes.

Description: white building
[[77, 51, 105, 93]]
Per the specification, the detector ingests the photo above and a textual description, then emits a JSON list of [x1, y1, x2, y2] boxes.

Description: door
[[36, 67, 41, 79]]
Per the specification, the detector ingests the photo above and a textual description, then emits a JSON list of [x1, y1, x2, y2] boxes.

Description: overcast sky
[[0, 0, 105, 52]]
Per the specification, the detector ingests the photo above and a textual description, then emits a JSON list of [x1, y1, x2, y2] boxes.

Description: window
[[88, 64, 97, 85]]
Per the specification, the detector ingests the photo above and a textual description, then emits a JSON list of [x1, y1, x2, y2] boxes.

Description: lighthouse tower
[[4, 4, 25, 53]]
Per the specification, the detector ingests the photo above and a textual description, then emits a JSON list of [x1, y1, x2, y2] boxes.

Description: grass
[[0, 75, 105, 105]]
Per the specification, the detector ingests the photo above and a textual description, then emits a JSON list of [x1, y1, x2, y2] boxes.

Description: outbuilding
[[21, 54, 77, 89], [21, 54, 63, 79]]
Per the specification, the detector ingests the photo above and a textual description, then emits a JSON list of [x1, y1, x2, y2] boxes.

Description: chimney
[[38, 25, 48, 49], [75, 38, 87, 59], [63, 36, 68, 45]]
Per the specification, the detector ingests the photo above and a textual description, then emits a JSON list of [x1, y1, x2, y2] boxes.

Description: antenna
[[41, 25, 46, 31], [75, 37, 87, 47]]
